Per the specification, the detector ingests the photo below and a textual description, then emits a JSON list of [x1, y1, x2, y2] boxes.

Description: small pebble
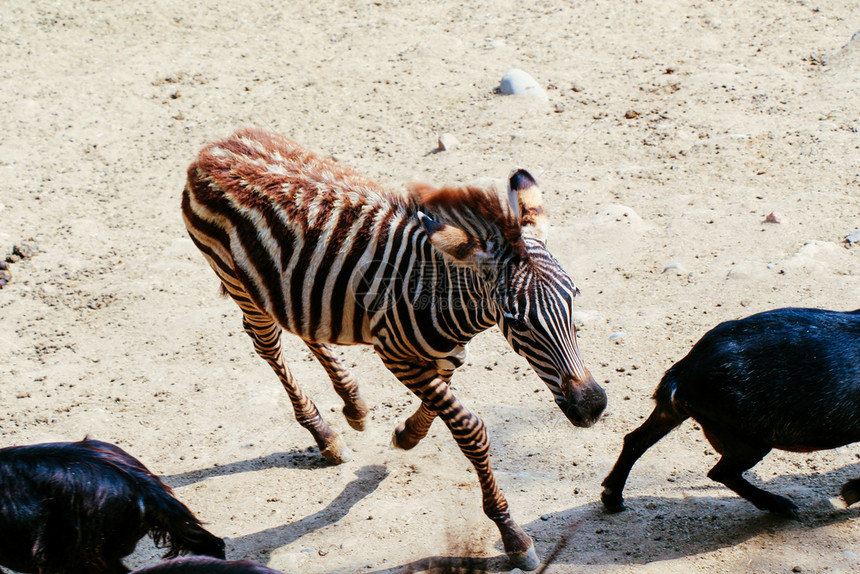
[[540, 514, 551, 521], [792, 567, 802, 573], [662, 262, 684, 275], [764, 211, 785, 224], [846, 229, 860, 244], [437, 133, 459, 151], [609, 331, 627, 343], [498, 69, 548, 100], [844, 550, 858, 559], [624, 110, 640, 119]]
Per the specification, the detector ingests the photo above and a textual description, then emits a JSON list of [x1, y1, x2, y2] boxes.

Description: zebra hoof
[[342, 402, 368, 432], [390, 425, 420, 451], [344, 414, 366, 432], [320, 437, 353, 464], [508, 543, 540, 571]]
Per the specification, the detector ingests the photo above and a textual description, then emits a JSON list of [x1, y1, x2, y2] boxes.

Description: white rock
[[846, 229, 860, 244], [609, 331, 627, 343], [438, 133, 459, 151], [662, 262, 684, 275], [499, 69, 548, 100]]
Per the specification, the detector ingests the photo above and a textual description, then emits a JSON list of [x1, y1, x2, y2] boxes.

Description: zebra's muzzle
[[560, 374, 607, 428]]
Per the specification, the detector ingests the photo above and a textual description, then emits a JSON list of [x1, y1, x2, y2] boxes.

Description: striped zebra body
[[182, 129, 606, 571]]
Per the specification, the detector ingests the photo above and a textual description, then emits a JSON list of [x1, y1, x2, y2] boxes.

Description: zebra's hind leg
[[392, 402, 437, 450], [305, 342, 369, 431], [385, 360, 538, 571], [241, 314, 352, 464]]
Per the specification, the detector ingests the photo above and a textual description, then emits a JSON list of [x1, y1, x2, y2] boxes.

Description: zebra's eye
[[502, 312, 528, 331]]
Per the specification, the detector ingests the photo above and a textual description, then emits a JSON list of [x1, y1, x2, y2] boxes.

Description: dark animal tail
[[652, 368, 684, 418], [142, 483, 226, 560], [82, 439, 225, 560]]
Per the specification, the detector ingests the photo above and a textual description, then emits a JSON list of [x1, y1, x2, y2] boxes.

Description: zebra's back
[[181, 128, 412, 344]]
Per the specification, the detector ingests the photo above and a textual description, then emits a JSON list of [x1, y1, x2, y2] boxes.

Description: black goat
[[132, 557, 282, 573], [0, 438, 225, 573], [602, 307, 860, 515]]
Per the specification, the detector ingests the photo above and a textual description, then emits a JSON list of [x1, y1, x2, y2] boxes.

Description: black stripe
[[329, 207, 378, 341], [290, 224, 322, 337], [352, 211, 392, 340]]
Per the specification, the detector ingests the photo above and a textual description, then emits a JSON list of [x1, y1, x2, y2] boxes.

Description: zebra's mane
[[409, 182, 527, 258]]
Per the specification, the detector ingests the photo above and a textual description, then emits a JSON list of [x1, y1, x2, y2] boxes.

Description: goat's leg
[[601, 406, 686, 512], [703, 431, 789, 514], [383, 358, 539, 571], [305, 342, 369, 431], [241, 313, 351, 464]]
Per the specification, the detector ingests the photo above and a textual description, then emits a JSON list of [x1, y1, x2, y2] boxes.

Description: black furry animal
[[602, 307, 860, 514], [131, 557, 282, 573], [0, 438, 225, 573]]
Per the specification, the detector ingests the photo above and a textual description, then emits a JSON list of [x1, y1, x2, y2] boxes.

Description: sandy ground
[[1, 1, 859, 572]]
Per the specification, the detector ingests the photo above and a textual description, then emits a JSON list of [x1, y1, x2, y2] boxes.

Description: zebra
[[181, 128, 607, 571]]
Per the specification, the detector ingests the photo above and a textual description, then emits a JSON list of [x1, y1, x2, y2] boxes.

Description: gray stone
[[499, 69, 548, 100], [609, 331, 627, 343], [846, 229, 860, 244]]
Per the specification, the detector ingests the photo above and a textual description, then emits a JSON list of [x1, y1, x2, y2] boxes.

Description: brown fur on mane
[[409, 182, 526, 258]]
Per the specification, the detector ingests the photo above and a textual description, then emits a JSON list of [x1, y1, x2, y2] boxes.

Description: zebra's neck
[[363, 220, 498, 361]]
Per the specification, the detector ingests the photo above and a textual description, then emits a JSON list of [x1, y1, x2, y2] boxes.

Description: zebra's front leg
[[305, 342, 370, 431], [392, 402, 437, 450], [387, 361, 539, 571], [241, 315, 352, 464]]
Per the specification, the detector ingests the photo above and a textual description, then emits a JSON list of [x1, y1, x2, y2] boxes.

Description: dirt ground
[[1, 1, 859, 572]]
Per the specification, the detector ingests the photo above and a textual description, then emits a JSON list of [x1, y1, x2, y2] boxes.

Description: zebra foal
[[182, 128, 606, 570]]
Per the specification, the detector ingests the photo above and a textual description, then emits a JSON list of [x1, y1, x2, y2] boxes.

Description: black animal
[[602, 307, 860, 515], [132, 557, 282, 573], [0, 438, 225, 574]]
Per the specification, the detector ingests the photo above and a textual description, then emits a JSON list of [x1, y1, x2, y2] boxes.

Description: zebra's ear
[[507, 168, 548, 242], [417, 211, 490, 265]]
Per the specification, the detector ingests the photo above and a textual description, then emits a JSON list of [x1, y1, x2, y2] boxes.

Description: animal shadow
[[524, 466, 860, 568], [161, 448, 331, 489], [227, 464, 389, 564]]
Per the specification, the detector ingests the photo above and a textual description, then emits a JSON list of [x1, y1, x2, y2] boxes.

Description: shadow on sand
[[356, 463, 860, 572], [160, 448, 332, 489], [224, 464, 389, 564]]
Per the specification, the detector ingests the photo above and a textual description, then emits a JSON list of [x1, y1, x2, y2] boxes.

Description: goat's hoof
[[763, 496, 798, 517], [320, 437, 353, 464], [841, 481, 860, 507], [508, 543, 540, 571], [601, 489, 626, 513]]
